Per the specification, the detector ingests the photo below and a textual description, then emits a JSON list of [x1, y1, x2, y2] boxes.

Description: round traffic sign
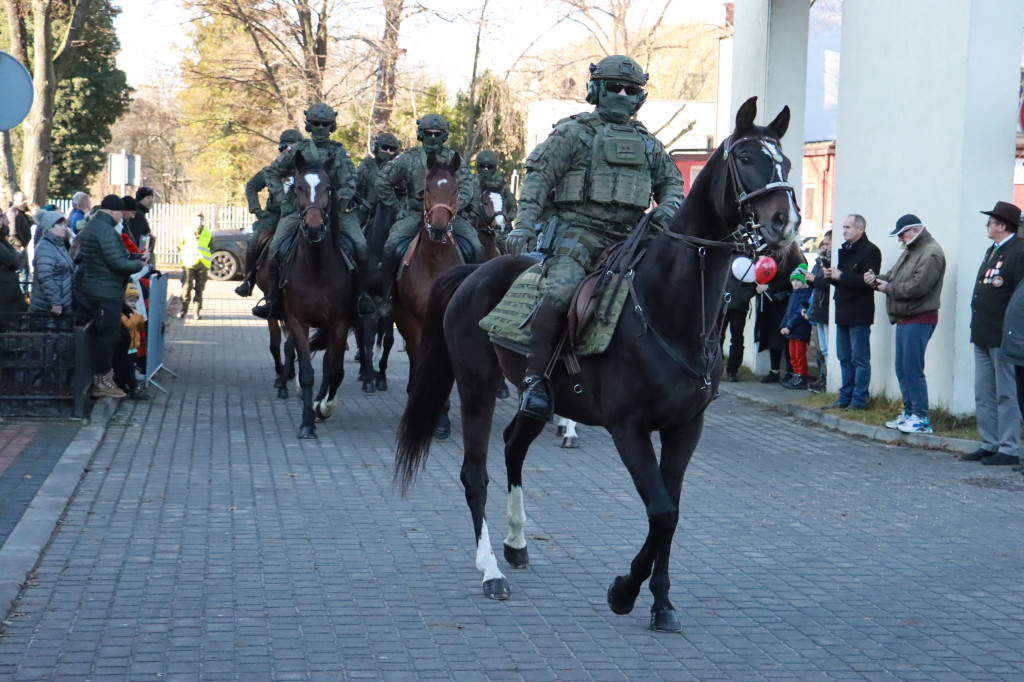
[[0, 52, 33, 131]]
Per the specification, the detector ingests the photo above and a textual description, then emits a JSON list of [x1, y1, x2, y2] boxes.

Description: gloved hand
[[256, 209, 271, 220], [505, 227, 537, 257], [649, 202, 678, 229], [280, 202, 295, 215]]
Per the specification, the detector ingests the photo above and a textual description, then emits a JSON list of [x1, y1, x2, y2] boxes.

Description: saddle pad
[[478, 265, 631, 356]]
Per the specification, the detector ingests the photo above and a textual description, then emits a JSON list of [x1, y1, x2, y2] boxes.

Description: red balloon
[[754, 256, 778, 284]]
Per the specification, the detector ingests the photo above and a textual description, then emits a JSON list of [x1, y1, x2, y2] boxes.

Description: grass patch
[[793, 391, 978, 440]]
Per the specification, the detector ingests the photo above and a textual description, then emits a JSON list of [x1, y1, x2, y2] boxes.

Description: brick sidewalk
[[0, 280, 1021, 680]]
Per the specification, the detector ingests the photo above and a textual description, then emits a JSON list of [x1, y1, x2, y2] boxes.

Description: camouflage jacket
[[244, 165, 282, 214], [354, 155, 385, 209], [377, 146, 474, 217], [517, 111, 683, 239], [264, 139, 356, 206]]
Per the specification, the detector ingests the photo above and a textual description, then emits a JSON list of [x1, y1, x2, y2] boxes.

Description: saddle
[[396, 233, 473, 280]]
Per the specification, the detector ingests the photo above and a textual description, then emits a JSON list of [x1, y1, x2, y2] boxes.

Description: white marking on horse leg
[[504, 486, 527, 550], [564, 420, 578, 439], [373, 344, 382, 365], [305, 173, 320, 203], [476, 520, 506, 582]]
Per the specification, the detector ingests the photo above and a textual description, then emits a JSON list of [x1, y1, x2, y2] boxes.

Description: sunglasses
[[379, 145, 397, 152], [422, 130, 444, 138], [309, 121, 332, 128], [604, 81, 643, 97], [477, 164, 495, 171]]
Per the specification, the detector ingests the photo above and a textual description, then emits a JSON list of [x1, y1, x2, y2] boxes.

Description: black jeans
[[87, 297, 123, 375], [723, 307, 748, 373]]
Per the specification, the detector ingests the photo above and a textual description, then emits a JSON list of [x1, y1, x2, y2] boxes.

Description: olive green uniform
[[265, 139, 367, 262], [244, 165, 282, 238], [353, 155, 384, 228], [378, 147, 483, 262], [518, 111, 684, 310]]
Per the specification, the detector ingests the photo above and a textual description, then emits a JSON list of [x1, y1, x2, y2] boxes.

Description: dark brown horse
[[475, 186, 509, 262], [253, 230, 294, 398], [275, 153, 371, 438], [395, 98, 800, 631]]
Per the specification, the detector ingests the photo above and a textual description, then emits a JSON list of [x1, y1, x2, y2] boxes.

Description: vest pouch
[[550, 226, 594, 270], [610, 168, 652, 208], [554, 170, 588, 203], [604, 133, 645, 166]]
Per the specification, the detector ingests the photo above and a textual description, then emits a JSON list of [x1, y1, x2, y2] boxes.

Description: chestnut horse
[[476, 186, 509, 262], [395, 98, 800, 631], [394, 152, 466, 437]]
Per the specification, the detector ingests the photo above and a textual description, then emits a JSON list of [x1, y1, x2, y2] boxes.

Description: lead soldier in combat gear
[[505, 55, 685, 421], [377, 113, 484, 289], [252, 103, 370, 319], [353, 132, 400, 228], [235, 128, 304, 298]]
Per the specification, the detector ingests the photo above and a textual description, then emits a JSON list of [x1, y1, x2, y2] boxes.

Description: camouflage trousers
[[268, 209, 367, 263], [383, 213, 484, 263], [540, 228, 619, 311]]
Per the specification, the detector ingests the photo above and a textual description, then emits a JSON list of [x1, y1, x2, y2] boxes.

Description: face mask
[[422, 136, 443, 154], [597, 91, 635, 124], [310, 127, 331, 145]]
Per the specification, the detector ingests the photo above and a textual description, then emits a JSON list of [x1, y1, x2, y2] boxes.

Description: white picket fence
[[53, 200, 252, 266]]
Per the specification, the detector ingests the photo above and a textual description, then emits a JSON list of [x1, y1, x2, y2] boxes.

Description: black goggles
[[309, 120, 332, 128], [422, 130, 444, 138], [603, 81, 644, 97], [477, 164, 496, 171], [379, 145, 397, 153], [278, 144, 290, 152]]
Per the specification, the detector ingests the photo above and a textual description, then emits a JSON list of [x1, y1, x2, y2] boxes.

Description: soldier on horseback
[[353, 132, 400, 229], [235, 128, 304, 298], [505, 55, 685, 420], [377, 114, 484, 291], [474, 149, 517, 250], [252, 102, 370, 320]]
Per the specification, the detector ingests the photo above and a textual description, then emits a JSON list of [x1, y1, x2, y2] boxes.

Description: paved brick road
[[0, 280, 1021, 680]]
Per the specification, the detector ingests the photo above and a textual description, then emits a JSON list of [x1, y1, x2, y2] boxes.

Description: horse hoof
[[434, 424, 450, 440], [556, 424, 566, 437], [650, 606, 681, 633], [562, 436, 578, 449], [274, 377, 284, 388], [607, 575, 639, 615], [496, 382, 510, 400], [299, 426, 317, 439], [503, 544, 529, 569], [277, 388, 289, 400], [362, 381, 376, 394], [483, 578, 510, 601], [375, 377, 388, 392]]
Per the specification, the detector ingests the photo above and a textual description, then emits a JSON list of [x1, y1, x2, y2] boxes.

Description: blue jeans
[[835, 324, 871, 406], [894, 323, 935, 419]]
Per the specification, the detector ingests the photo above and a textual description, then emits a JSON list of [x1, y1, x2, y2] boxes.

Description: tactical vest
[[553, 118, 653, 211]]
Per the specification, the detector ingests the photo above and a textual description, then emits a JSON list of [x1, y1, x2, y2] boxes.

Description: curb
[[0, 397, 118, 621], [721, 384, 982, 455]]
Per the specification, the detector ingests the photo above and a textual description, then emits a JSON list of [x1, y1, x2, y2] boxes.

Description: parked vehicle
[[208, 229, 249, 281]]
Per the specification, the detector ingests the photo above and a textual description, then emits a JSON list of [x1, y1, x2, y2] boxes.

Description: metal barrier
[[144, 273, 176, 392], [0, 314, 93, 418]]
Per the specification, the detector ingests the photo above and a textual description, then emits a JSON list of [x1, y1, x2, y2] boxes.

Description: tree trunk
[[370, 0, 403, 133], [462, 0, 489, 160]]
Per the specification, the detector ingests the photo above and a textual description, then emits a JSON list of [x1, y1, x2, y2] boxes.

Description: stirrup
[[252, 297, 273, 319], [235, 280, 253, 297], [520, 376, 554, 421]]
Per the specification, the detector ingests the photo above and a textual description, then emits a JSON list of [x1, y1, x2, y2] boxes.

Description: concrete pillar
[[829, 0, 1024, 415], [730, 0, 810, 373]]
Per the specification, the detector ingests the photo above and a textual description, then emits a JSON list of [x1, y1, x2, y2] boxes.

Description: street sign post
[[109, 149, 142, 196]]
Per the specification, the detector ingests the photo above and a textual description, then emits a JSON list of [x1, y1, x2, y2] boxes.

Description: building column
[[731, 0, 810, 373], [829, 0, 1024, 415]]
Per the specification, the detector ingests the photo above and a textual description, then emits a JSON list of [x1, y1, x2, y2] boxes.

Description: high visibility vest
[[196, 228, 212, 268]]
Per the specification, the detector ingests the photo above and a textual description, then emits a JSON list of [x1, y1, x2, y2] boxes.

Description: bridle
[[478, 191, 506, 235], [424, 193, 457, 243], [299, 172, 331, 244]]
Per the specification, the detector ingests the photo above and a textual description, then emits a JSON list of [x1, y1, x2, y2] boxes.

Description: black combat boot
[[520, 300, 564, 421], [378, 251, 399, 318], [252, 256, 280, 319], [235, 239, 261, 297]]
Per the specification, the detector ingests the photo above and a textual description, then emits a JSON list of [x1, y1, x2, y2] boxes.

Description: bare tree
[[368, 0, 404, 134]]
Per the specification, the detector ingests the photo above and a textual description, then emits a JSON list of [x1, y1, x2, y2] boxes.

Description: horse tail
[[395, 264, 479, 493]]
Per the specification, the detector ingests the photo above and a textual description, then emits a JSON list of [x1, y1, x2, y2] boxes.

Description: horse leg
[[561, 419, 579, 449], [496, 378, 509, 400], [502, 412, 545, 569], [356, 298, 377, 394], [605, 421, 681, 631], [375, 319, 394, 392], [278, 336, 296, 399], [269, 319, 284, 388], [314, 330, 345, 420], [456, 374, 508, 600], [287, 321, 317, 439], [435, 400, 451, 440]]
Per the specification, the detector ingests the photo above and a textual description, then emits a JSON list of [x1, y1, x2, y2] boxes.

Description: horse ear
[[427, 152, 437, 169], [450, 152, 461, 173], [294, 150, 305, 169], [734, 96, 757, 137], [767, 106, 790, 140]]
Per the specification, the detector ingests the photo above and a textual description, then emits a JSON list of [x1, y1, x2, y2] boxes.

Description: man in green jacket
[[75, 194, 149, 398], [378, 113, 483, 287], [235, 128, 304, 298], [353, 132, 400, 228]]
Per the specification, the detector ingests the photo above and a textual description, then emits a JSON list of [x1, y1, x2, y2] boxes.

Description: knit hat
[[889, 214, 923, 237], [135, 186, 155, 201], [121, 196, 138, 211], [789, 261, 809, 284], [37, 210, 66, 230], [99, 194, 126, 211], [125, 282, 140, 299]]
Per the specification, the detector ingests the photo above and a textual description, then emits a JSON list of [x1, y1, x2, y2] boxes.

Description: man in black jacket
[[6, 191, 33, 292], [962, 201, 1024, 465], [129, 187, 155, 251], [824, 214, 881, 409]]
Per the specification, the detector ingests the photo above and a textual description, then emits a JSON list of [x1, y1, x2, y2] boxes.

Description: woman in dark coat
[[29, 211, 74, 315], [0, 215, 27, 312], [753, 241, 804, 382]]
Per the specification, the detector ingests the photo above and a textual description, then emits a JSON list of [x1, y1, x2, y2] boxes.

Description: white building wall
[[830, 0, 1024, 415]]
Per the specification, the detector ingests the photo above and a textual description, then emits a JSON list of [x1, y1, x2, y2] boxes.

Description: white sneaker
[[885, 413, 909, 430], [898, 414, 933, 434]]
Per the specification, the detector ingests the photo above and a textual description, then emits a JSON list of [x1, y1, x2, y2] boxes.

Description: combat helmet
[[278, 128, 303, 151], [475, 150, 500, 170], [416, 113, 450, 143], [372, 132, 401, 154], [585, 55, 649, 111], [304, 102, 337, 132]]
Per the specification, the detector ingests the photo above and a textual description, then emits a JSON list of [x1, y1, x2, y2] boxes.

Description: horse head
[[479, 190, 505, 234], [422, 152, 461, 244], [294, 151, 335, 244], [700, 96, 800, 253]]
